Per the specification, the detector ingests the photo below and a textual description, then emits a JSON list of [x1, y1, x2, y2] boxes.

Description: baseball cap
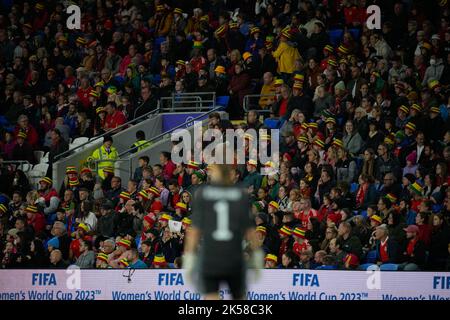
[[403, 225, 419, 234]]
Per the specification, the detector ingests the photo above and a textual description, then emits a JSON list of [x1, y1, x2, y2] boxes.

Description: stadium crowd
[[0, 0, 450, 271]]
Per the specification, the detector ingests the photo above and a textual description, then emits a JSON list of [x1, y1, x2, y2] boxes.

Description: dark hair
[[136, 130, 146, 140], [160, 151, 171, 160], [80, 239, 93, 251], [283, 250, 298, 268], [139, 156, 150, 163], [81, 200, 93, 215], [168, 179, 178, 187]]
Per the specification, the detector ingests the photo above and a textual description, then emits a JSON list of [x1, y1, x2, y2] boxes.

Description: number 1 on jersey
[[212, 201, 233, 241]]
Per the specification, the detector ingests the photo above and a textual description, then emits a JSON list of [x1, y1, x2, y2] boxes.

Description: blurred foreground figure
[[184, 163, 262, 300]]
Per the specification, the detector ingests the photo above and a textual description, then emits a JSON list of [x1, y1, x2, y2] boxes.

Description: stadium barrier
[[52, 110, 162, 189], [243, 94, 277, 113], [1, 269, 449, 300], [159, 92, 216, 112], [114, 108, 227, 183]]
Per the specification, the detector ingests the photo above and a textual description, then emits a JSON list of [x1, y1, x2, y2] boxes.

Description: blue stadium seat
[[432, 204, 443, 213], [215, 96, 230, 110], [350, 182, 359, 194], [380, 263, 398, 271], [328, 29, 344, 46], [359, 263, 378, 271], [348, 28, 361, 40], [406, 210, 417, 226], [366, 250, 377, 263], [361, 210, 368, 218], [264, 118, 281, 129]]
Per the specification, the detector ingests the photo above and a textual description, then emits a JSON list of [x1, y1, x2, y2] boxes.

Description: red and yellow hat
[[173, 8, 183, 15], [243, 52, 253, 61], [297, 135, 309, 144], [159, 213, 173, 222], [182, 217, 192, 226], [313, 138, 325, 149], [292, 227, 306, 239], [410, 181, 424, 196], [25, 205, 38, 214], [89, 90, 100, 98], [268, 201, 279, 210], [405, 122, 416, 132], [66, 166, 77, 174], [398, 105, 409, 114], [327, 58, 337, 67], [80, 167, 91, 175], [337, 44, 350, 55], [384, 133, 395, 146], [76, 37, 87, 46], [256, 226, 267, 235], [117, 239, 131, 249], [0, 204, 7, 214], [385, 193, 398, 203], [250, 27, 261, 35], [17, 131, 27, 139], [96, 107, 105, 114], [323, 44, 334, 53], [138, 189, 149, 201], [77, 223, 89, 232], [370, 215, 383, 224], [332, 138, 344, 149], [214, 65, 226, 74], [39, 177, 53, 186], [274, 79, 284, 86], [325, 117, 336, 124], [265, 253, 278, 263], [308, 122, 319, 129], [152, 255, 167, 266], [156, 4, 164, 12], [175, 202, 187, 212], [68, 177, 79, 187], [293, 73, 305, 82], [410, 104, 422, 113], [278, 226, 292, 237], [119, 258, 129, 267], [187, 160, 200, 170], [119, 191, 131, 201], [215, 25, 227, 37], [430, 107, 440, 114], [97, 253, 109, 263], [148, 186, 160, 197], [229, 22, 239, 29], [293, 82, 303, 89]]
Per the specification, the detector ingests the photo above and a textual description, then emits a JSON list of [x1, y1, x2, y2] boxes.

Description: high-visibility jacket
[[130, 139, 152, 153], [89, 145, 118, 179]]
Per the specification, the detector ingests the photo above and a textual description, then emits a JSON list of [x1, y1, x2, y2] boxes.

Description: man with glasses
[[375, 143, 400, 182], [14, 114, 39, 149]]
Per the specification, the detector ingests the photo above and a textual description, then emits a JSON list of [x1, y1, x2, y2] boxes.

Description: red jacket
[[163, 160, 176, 180], [28, 213, 46, 235], [105, 110, 126, 129], [77, 86, 93, 109]]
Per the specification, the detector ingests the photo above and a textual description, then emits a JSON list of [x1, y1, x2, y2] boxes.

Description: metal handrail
[[94, 159, 134, 180], [54, 107, 161, 162], [118, 106, 223, 158], [2, 160, 32, 172], [160, 92, 216, 112], [243, 93, 277, 113]]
